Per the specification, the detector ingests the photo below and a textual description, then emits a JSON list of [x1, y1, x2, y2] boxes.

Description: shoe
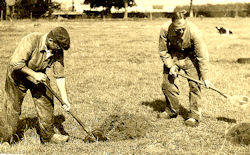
[[184, 118, 199, 127], [50, 134, 69, 144], [158, 111, 178, 119], [0, 142, 10, 148], [158, 112, 171, 119]]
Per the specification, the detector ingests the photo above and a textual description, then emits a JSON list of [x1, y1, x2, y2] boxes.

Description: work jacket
[[159, 21, 209, 80], [8, 32, 65, 82]]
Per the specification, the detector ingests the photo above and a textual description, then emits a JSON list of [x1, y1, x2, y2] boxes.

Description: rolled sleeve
[[9, 35, 34, 72], [191, 25, 209, 80], [53, 51, 65, 78], [159, 22, 174, 68]]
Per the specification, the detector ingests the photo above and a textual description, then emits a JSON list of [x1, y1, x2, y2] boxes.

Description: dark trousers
[[0, 69, 55, 143], [162, 53, 202, 121]]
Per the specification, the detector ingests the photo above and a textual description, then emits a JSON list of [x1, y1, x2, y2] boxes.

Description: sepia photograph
[[0, 0, 249, 154]]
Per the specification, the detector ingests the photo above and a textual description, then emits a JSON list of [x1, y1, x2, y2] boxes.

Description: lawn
[[0, 17, 249, 154]]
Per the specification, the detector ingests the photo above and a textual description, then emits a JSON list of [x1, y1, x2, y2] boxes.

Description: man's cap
[[172, 18, 187, 29], [171, 10, 187, 29], [50, 27, 70, 50]]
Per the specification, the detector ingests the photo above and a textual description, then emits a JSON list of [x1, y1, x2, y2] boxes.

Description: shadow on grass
[[141, 100, 189, 119], [216, 116, 237, 123], [13, 114, 68, 143], [141, 100, 166, 112]]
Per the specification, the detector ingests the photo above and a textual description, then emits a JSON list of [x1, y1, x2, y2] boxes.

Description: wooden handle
[[177, 73, 228, 98], [26, 76, 95, 139], [42, 82, 95, 139]]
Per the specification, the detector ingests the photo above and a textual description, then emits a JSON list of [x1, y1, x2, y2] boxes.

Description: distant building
[[52, 0, 89, 12], [52, 0, 176, 13], [130, 0, 176, 13], [50, 0, 250, 13], [111, 0, 176, 13]]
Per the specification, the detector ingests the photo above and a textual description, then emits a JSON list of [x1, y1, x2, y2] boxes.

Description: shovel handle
[[177, 73, 228, 98], [41, 82, 96, 140], [26, 76, 96, 140], [42, 82, 65, 106]]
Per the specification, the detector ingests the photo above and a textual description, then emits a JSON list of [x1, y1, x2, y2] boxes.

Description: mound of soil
[[225, 122, 250, 145], [98, 112, 153, 141]]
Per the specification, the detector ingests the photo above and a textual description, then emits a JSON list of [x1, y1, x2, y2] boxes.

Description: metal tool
[[177, 73, 249, 105], [41, 81, 107, 142]]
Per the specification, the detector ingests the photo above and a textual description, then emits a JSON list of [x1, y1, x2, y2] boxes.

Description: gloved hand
[[169, 65, 178, 78], [204, 79, 213, 88]]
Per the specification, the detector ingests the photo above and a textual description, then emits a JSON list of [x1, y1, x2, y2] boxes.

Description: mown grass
[[0, 17, 249, 154]]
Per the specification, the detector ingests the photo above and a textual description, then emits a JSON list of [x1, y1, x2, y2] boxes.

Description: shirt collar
[[39, 33, 49, 52], [39, 33, 54, 59], [45, 47, 53, 59]]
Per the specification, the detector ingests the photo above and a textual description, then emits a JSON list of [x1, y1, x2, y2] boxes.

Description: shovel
[[41, 81, 107, 142], [177, 73, 249, 106], [26, 76, 107, 142]]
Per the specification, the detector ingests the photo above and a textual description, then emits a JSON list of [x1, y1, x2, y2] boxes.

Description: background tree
[[189, 0, 193, 17], [0, 0, 6, 20], [6, 0, 16, 19], [15, 0, 50, 18], [84, 0, 135, 18], [175, 3, 250, 17]]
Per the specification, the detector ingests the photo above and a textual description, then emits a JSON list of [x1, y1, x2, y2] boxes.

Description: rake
[[177, 73, 249, 106]]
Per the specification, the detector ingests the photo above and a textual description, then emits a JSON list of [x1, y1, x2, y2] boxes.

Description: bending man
[[0, 27, 71, 143], [158, 10, 213, 127]]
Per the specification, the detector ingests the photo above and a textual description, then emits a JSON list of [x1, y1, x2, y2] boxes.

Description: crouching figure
[[0, 27, 71, 144]]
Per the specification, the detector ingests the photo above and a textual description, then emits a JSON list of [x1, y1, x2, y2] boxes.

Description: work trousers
[[0, 69, 55, 143], [162, 52, 202, 121]]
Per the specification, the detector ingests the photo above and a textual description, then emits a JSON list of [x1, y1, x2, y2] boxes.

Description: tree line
[[0, 0, 135, 19], [1, 0, 249, 19], [175, 3, 250, 17]]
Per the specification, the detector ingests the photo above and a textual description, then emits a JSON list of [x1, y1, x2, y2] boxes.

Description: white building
[[52, 0, 250, 13], [52, 0, 181, 13], [129, 0, 177, 13], [52, 0, 89, 12]]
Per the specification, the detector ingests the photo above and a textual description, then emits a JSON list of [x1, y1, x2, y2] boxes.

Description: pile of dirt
[[98, 112, 153, 141], [225, 122, 250, 145]]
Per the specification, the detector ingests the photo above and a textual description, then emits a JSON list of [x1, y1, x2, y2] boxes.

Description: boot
[[50, 134, 69, 144], [184, 118, 199, 127]]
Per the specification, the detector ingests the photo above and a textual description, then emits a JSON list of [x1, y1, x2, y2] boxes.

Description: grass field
[[0, 17, 249, 154]]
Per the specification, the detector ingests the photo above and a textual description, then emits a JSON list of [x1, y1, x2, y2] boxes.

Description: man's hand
[[56, 78, 71, 111], [169, 65, 178, 78], [204, 79, 213, 88], [21, 67, 47, 84], [62, 100, 71, 111], [33, 72, 47, 84]]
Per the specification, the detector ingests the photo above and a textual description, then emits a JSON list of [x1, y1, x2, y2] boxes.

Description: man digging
[[158, 10, 213, 127], [0, 27, 71, 144]]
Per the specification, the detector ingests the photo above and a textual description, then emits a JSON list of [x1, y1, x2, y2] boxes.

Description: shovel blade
[[228, 95, 249, 106], [84, 129, 107, 143], [84, 135, 96, 143], [92, 129, 108, 141]]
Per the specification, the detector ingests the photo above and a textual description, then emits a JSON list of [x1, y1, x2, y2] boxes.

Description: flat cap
[[50, 27, 70, 50]]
